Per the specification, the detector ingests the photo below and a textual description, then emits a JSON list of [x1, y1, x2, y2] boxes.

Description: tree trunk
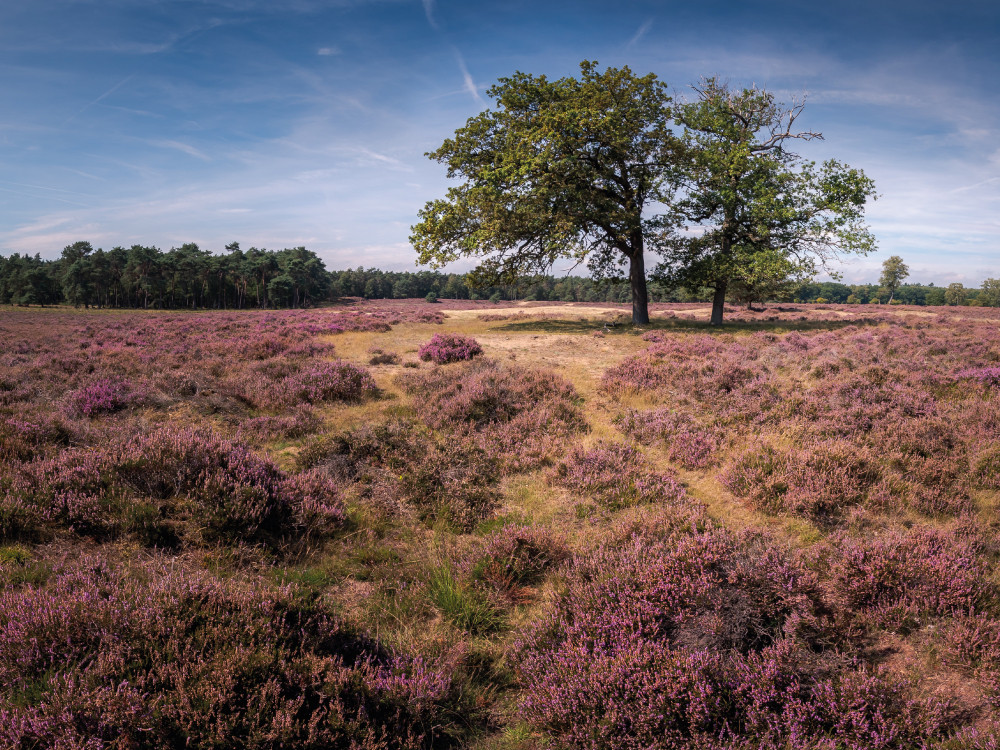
[[629, 250, 650, 325], [710, 282, 727, 326]]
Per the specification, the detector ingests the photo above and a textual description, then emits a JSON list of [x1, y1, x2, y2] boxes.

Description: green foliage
[[428, 564, 503, 635], [411, 60, 680, 324], [1, 242, 333, 309], [945, 282, 967, 306], [879, 255, 910, 301], [981, 278, 1000, 307], [657, 78, 877, 324]]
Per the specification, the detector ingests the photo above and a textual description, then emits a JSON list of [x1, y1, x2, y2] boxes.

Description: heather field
[[4, 298, 1000, 749]]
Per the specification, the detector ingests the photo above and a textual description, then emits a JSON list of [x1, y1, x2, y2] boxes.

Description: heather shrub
[[399, 358, 586, 473], [722, 441, 887, 522], [615, 407, 720, 469], [2, 427, 346, 546], [940, 613, 1000, 707], [299, 419, 500, 530], [830, 527, 992, 631], [0, 556, 474, 748], [513, 530, 959, 748], [284, 359, 378, 404], [1, 449, 125, 538], [418, 333, 483, 364], [602, 339, 782, 425], [472, 524, 568, 594], [234, 406, 323, 444], [392, 435, 500, 530], [552, 441, 686, 509], [369, 346, 402, 365], [957, 366, 1000, 388], [67, 376, 140, 417], [0, 416, 70, 462], [114, 427, 296, 542], [972, 443, 1000, 488]]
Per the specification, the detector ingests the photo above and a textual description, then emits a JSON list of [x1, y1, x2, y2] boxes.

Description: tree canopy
[[410, 61, 680, 324], [413, 65, 877, 325], [656, 78, 878, 324], [879, 255, 910, 302]]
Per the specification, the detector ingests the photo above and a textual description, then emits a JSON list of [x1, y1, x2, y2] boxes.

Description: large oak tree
[[410, 61, 680, 325]]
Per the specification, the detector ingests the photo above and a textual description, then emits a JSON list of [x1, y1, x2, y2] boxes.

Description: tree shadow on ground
[[492, 315, 885, 336]]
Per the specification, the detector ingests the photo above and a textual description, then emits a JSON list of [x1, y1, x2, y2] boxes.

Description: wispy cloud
[[63, 75, 135, 125], [626, 19, 652, 48], [149, 140, 213, 161], [317, 46, 340, 56], [454, 50, 482, 103], [422, 0, 438, 30]]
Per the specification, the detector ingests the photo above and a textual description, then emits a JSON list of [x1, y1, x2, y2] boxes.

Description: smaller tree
[[726, 248, 803, 309], [944, 282, 967, 306], [878, 255, 909, 303], [658, 79, 877, 325], [979, 278, 1000, 307]]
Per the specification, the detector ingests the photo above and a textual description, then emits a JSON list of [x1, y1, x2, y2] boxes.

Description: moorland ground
[[2, 298, 1000, 749]]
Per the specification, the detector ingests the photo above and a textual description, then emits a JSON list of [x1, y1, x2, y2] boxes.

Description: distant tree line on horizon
[[1, 241, 998, 309]]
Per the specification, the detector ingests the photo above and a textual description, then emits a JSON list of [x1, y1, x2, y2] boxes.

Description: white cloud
[[454, 50, 482, 103], [626, 19, 652, 48], [317, 46, 340, 56], [149, 140, 213, 161]]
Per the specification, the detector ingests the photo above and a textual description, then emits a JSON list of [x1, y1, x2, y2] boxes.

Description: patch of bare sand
[[479, 332, 641, 397], [445, 304, 648, 319]]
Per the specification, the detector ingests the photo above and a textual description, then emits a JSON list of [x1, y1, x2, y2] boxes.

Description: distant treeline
[[2, 241, 998, 308]]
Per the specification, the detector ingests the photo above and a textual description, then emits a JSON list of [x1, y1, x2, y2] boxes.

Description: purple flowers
[[68, 377, 139, 417], [552, 441, 687, 509], [417, 333, 483, 363], [284, 360, 378, 403]]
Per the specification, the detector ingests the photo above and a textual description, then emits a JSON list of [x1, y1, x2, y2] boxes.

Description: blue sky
[[1, 0, 997, 285]]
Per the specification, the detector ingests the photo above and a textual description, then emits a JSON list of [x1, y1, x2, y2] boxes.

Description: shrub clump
[[368, 347, 401, 365], [721, 441, 887, 522], [615, 407, 720, 469], [0, 556, 473, 749], [472, 524, 568, 595], [298, 418, 500, 531], [68, 377, 140, 418], [1, 427, 346, 546], [284, 360, 378, 404], [552, 441, 686, 509], [398, 358, 586, 473], [514, 529, 959, 749], [417, 333, 483, 364], [830, 527, 991, 632]]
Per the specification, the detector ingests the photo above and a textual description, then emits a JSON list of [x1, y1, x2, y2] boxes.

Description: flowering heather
[[67, 376, 140, 417], [940, 613, 1000, 707], [398, 358, 586, 473], [234, 405, 323, 444], [615, 407, 720, 469], [1, 426, 346, 545], [956, 366, 1000, 387], [417, 332, 483, 364], [552, 442, 687, 509], [513, 529, 961, 748], [0, 556, 472, 749], [830, 527, 992, 630], [721, 441, 887, 521], [7, 303, 1000, 743], [602, 335, 783, 425], [299, 418, 500, 530], [284, 359, 378, 404]]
